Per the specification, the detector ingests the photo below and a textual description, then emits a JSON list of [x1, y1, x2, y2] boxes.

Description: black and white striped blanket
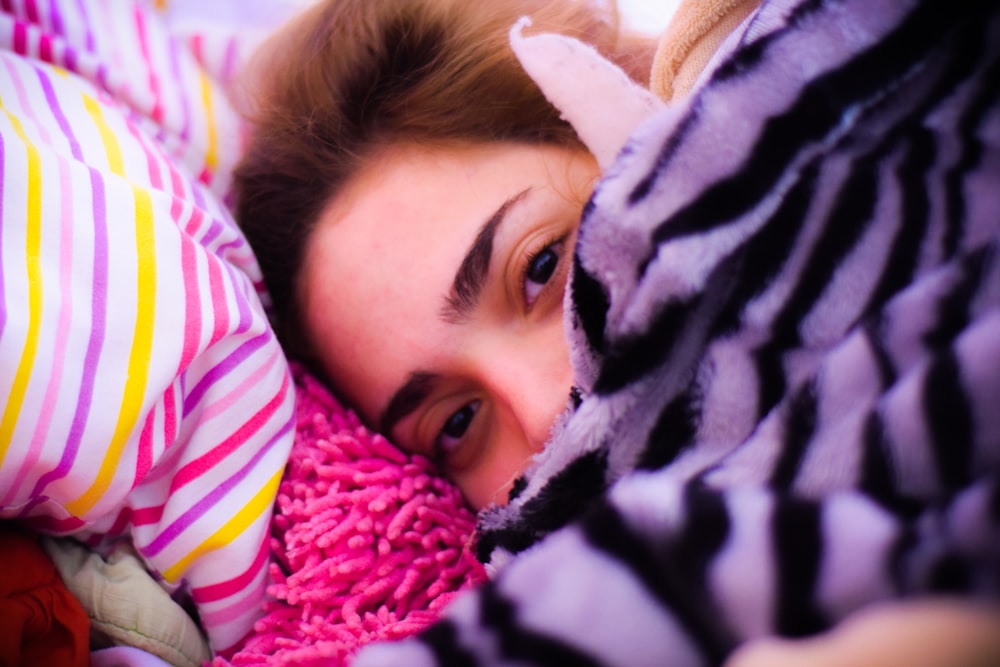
[[355, 0, 1000, 664]]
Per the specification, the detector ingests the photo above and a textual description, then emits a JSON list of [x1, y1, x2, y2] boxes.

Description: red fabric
[[0, 525, 90, 667]]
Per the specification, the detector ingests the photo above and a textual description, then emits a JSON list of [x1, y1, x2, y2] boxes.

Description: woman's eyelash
[[433, 400, 480, 466], [521, 235, 566, 308]]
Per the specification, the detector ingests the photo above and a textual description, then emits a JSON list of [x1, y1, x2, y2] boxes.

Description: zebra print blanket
[[355, 0, 1000, 664]]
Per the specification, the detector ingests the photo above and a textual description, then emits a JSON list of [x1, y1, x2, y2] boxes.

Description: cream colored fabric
[[650, 0, 761, 101], [510, 18, 667, 169], [42, 538, 211, 667]]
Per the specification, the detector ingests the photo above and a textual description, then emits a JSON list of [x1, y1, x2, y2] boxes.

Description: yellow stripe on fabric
[[162, 468, 283, 582], [199, 72, 217, 174], [0, 101, 45, 468], [82, 95, 123, 173], [66, 98, 157, 516]]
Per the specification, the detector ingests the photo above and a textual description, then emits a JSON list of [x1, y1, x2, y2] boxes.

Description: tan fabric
[[650, 0, 761, 101], [42, 538, 212, 667]]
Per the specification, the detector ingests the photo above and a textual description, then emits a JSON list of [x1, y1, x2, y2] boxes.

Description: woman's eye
[[523, 243, 560, 307], [435, 400, 480, 462]]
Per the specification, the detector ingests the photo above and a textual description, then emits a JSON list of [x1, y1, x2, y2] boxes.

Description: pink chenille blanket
[[217, 366, 486, 666]]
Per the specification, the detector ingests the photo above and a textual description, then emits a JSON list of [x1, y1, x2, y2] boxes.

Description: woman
[[233, 0, 655, 509], [234, 0, 1000, 665]]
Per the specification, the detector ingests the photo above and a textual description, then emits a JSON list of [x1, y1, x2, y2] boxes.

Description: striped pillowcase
[[0, 0, 294, 654]]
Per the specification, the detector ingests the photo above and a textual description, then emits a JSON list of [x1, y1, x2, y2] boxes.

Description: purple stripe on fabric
[[233, 270, 253, 331], [37, 65, 83, 161], [165, 17, 191, 145], [142, 419, 293, 557], [190, 178, 208, 211], [213, 238, 244, 259], [9, 155, 74, 499], [216, 255, 260, 320], [73, 0, 94, 53], [1, 120, 77, 505], [96, 62, 110, 96], [30, 166, 108, 497], [47, 0, 64, 38], [222, 37, 238, 85], [181, 331, 269, 417], [0, 135, 6, 340], [200, 217, 223, 247], [16, 494, 47, 519], [63, 46, 76, 73]]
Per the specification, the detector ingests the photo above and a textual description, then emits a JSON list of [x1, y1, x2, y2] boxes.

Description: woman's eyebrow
[[440, 188, 532, 324], [379, 370, 440, 437]]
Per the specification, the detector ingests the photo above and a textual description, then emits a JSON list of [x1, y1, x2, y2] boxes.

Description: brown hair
[[231, 0, 652, 360]]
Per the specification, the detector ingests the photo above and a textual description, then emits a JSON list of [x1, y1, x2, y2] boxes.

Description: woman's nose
[[478, 319, 574, 452]]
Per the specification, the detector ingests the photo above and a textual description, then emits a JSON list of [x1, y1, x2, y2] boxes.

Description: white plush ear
[[509, 17, 666, 168]]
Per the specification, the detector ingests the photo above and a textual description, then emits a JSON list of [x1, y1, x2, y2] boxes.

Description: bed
[[2, 0, 998, 666]]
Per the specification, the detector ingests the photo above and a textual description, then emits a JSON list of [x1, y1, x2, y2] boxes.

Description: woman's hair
[[232, 0, 652, 360]]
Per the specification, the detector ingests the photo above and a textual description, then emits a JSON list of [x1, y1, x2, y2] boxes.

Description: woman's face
[[301, 142, 598, 509]]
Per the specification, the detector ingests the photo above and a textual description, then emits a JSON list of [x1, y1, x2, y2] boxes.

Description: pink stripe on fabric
[[198, 588, 268, 646], [130, 504, 164, 527], [25, 512, 85, 533], [162, 360, 179, 449], [165, 29, 191, 145], [0, 1, 14, 15], [201, 225, 230, 351], [25, 0, 39, 23], [13, 20, 27, 56], [135, 404, 156, 485], [188, 33, 203, 67], [132, 503, 165, 526], [38, 32, 52, 63], [0, 59, 59, 503], [30, 165, 108, 498], [177, 214, 237, 374], [133, 5, 163, 124], [133, 408, 189, 487], [181, 199, 204, 237], [2, 157, 74, 504], [1, 59, 77, 501], [171, 366, 289, 494], [196, 347, 283, 426], [144, 414, 292, 557], [181, 329, 267, 417], [4, 59, 52, 143], [192, 536, 270, 604], [127, 115, 164, 190], [196, 568, 268, 627], [177, 218, 204, 374], [100, 506, 133, 540]]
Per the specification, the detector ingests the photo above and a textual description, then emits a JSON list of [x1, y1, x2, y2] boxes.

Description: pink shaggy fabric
[[217, 366, 487, 666]]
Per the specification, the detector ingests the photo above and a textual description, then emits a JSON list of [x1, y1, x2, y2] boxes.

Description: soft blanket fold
[[0, 0, 295, 653], [354, 0, 1000, 664]]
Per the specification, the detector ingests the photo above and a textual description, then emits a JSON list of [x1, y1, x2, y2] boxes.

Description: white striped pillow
[[0, 0, 294, 654]]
